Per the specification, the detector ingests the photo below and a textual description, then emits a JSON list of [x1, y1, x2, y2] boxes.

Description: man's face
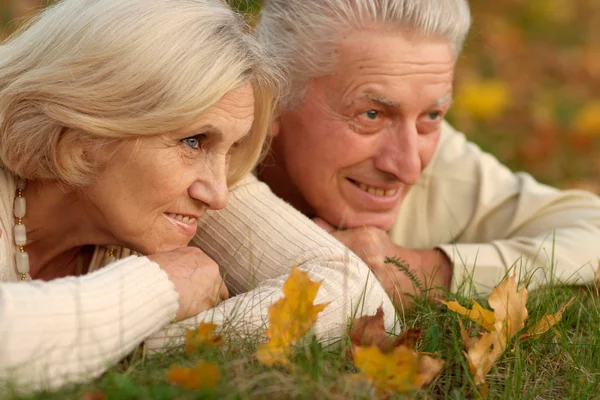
[[274, 28, 455, 230]]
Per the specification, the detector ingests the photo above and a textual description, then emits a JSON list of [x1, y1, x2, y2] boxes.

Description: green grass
[[6, 282, 600, 400]]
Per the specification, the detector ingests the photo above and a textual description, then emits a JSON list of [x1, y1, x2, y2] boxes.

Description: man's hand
[[148, 247, 229, 321], [313, 218, 452, 307]]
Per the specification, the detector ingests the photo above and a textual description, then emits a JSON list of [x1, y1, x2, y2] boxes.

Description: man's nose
[[374, 123, 421, 185], [188, 158, 229, 211]]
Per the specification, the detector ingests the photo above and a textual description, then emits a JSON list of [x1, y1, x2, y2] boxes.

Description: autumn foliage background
[[3, 0, 600, 191], [1, 1, 600, 398]]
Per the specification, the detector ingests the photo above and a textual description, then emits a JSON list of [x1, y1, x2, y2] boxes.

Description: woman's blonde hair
[[0, 0, 281, 186]]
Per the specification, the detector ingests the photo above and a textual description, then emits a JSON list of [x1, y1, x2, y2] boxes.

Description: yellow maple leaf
[[353, 345, 444, 394], [440, 300, 496, 331], [455, 79, 510, 121], [255, 339, 292, 367], [519, 297, 575, 341], [255, 267, 329, 366], [573, 101, 600, 137], [166, 360, 220, 390], [184, 322, 224, 354]]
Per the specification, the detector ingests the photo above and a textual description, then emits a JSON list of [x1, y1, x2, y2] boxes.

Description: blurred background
[[2, 0, 599, 192]]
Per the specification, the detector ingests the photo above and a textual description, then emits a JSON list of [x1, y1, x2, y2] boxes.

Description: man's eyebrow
[[430, 93, 453, 108], [350, 93, 400, 107]]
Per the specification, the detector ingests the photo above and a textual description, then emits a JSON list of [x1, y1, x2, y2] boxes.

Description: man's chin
[[325, 212, 397, 231]]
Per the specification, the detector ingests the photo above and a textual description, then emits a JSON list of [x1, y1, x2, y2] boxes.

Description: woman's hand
[[147, 247, 229, 321]]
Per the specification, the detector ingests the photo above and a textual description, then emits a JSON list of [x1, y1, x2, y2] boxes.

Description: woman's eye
[[363, 110, 379, 120], [182, 134, 206, 149]]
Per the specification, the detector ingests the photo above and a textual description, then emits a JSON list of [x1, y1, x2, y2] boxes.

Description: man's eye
[[363, 110, 379, 120], [427, 111, 442, 120], [182, 134, 206, 149]]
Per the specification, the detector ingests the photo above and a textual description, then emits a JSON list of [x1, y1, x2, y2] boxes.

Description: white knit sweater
[[0, 169, 397, 392]]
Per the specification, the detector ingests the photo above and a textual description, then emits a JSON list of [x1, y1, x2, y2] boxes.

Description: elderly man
[[255, 0, 600, 304]]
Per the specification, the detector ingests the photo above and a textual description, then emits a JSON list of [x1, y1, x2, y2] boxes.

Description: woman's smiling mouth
[[164, 212, 199, 237]]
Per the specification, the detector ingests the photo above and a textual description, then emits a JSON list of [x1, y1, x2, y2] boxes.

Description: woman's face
[[85, 83, 255, 254]]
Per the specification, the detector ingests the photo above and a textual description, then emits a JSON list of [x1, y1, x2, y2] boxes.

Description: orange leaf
[[184, 322, 224, 354], [487, 271, 529, 340], [255, 340, 292, 367], [465, 329, 506, 386], [255, 267, 329, 366], [455, 271, 529, 386], [440, 300, 496, 331], [353, 345, 444, 394], [349, 306, 421, 353], [166, 361, 220, 390], [349, 307, 443, 394], [520, 297, 575, 341]]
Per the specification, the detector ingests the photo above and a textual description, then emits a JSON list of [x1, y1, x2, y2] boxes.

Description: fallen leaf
[[519, 297, 575, 341], [465, 328, 506, 385], [255, 338, 291, 367], [185, 322, 224, 354], [79, 391, 106, 400], [487, 271, 529, 340], [457, 318, 479, 350], [446, 271, 528, 385], [349, 307, 443, 394], [256, 267, 329, 366], [353, 345, 444, 394], [349, 306, 421, 353], [166, 360, 220, 390], [440, 300, 496, 331]]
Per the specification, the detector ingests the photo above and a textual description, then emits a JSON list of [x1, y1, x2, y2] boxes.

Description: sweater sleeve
[[431, 123, 600, 294], [0, 256, 178, 393], [145, 174, 399, 351]]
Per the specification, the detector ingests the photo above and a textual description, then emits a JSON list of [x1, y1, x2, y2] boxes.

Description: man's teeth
[[357, 183, 398, 197], [166, 213, 196, 224]]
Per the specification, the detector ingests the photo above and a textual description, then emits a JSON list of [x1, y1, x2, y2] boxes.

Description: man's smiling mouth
[[347, 178, 398, 197]]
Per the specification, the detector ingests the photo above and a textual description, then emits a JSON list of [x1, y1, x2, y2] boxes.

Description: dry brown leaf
[[184, 322, 224, 354], [166, 361, 220, 390], [447, 271, 529, 386], [519, 297, 575, 341], [457, 318, 479, 350], [255, 267, 329, 366], [487, 271, 529, 340], [349, 306, 421, 353], [465, 329, 506, 385]]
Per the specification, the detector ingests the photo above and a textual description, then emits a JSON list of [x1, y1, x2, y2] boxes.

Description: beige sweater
[[0, 168, 397, 392], [392, 122, 600, 293]]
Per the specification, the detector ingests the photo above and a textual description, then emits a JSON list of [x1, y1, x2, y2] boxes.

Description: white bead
[[14, 224, 26, 246], [13, 197, 26, 218], [15, 251, 29, 273], [15, 178, 26, 190]]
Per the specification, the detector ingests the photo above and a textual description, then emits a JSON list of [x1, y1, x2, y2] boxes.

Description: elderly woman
[[0, 0, 397, 393], [256, 0, 600, 302]]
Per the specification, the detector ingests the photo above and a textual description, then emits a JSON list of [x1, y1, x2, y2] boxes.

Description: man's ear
[[269, 119, 281, 138]]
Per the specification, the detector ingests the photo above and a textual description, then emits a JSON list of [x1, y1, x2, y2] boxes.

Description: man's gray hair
[[257, 0, 471, 108]]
